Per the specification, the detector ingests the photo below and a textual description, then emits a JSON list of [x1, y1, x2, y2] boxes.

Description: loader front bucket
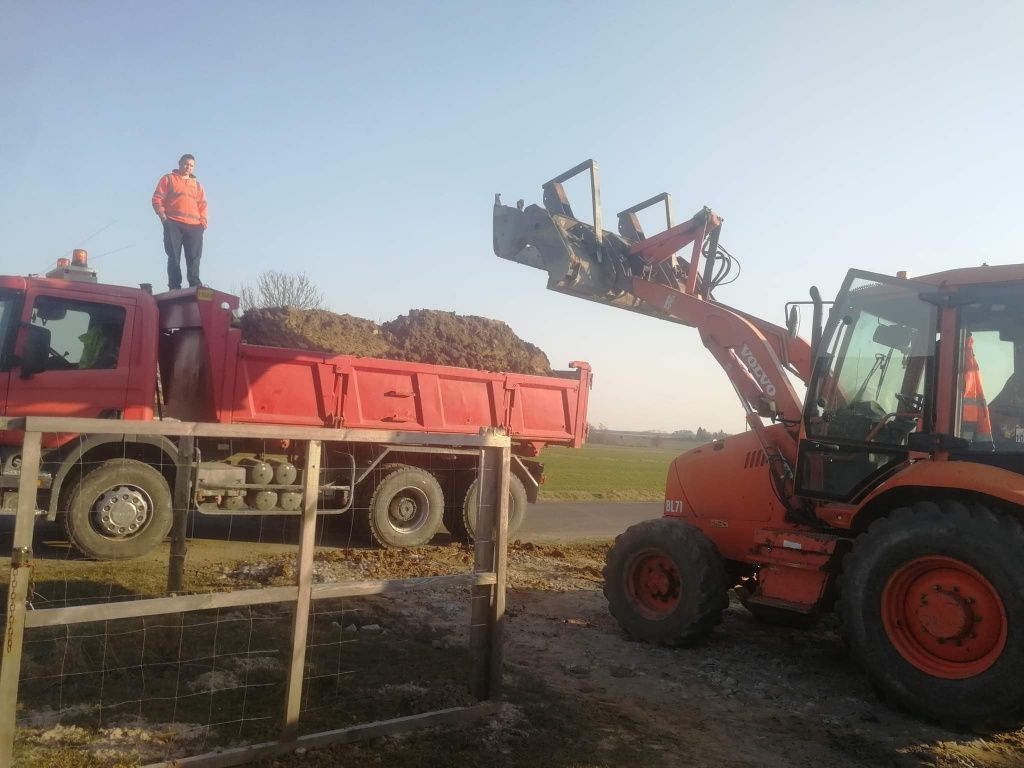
[[492, 195, 635, 305]]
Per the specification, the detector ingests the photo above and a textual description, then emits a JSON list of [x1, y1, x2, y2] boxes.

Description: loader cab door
[[5, 290, 134, 441], [950, 289, 1024, 468], [796, 272, 937, 501]]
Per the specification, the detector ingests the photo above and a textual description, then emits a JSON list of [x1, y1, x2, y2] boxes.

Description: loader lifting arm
[[493, 160, 809, 480]]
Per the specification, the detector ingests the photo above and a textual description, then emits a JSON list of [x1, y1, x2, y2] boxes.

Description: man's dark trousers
[[163, 219, 204, 289]]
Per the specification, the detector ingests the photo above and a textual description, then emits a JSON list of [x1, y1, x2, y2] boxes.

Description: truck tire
[[459, 474, 528, 542], [63, 459, 174, 560], [603, 518, 728, 647], [367, 466, 444, 548], [840, 500, 1024, 727]]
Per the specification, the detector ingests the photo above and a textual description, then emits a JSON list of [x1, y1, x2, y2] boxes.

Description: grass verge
[[538, 443, 696, 501]]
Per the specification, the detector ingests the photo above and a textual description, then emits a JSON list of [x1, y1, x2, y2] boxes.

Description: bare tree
[[239, 270, 325, 311]]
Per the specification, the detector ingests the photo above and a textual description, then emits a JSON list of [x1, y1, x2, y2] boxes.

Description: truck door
[[0, 290, 21, 419], [6, 291, 135, 438], [796, 272, 937, 501]]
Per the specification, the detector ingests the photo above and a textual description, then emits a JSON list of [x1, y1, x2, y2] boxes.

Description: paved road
[[518, 501, 662, 542], [173, 500, 663, 546], [10, 500, 664, 560]]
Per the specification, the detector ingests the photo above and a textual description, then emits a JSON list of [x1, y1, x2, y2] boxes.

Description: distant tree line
[[586, 426, 730, 447]]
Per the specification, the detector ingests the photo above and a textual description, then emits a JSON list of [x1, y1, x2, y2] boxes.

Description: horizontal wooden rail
[[142, 702, 500, 768], [23, 572, 498, 629], [14, 416, 512, 447]]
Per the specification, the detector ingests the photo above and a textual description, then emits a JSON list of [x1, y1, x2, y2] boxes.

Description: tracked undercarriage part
[[493, 159, 731, 320]]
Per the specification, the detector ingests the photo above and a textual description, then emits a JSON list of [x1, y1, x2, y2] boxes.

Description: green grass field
[[537, 441, 701, 501]]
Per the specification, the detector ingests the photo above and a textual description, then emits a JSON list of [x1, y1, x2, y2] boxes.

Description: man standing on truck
[[152, 154, 208, 290]]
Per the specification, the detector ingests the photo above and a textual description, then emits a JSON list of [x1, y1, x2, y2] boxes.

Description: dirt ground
[[271, 542, 1024, 768], [14, 540, 1024, 767]]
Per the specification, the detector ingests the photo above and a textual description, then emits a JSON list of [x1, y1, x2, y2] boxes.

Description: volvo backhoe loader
[[493, 160, 1024, 726]]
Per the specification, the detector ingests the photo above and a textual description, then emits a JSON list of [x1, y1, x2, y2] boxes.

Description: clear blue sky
[[3, 2, 1023, 432]]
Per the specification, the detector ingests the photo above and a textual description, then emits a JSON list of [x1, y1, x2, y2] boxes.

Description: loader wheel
[[460, 474, 528, 542], [603, 518, 728, 647], [367, 466, 444, 548], [840, 500, 1024, 726], [64, 459, 173, 560]]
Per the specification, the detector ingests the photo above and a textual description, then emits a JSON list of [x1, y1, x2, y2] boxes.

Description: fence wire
[[1, 429, 503, 767]]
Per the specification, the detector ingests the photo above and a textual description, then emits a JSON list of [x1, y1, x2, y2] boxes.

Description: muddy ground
[[271, 543, 1024, 768], [14, 540, 1024, 768]]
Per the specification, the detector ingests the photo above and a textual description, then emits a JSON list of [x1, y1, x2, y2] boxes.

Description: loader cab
[[797, 271, 937, 501]]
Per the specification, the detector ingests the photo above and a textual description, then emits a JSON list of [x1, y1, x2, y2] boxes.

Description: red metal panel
[[232, 348, 330, 426], [155, 290, 590, 448], [345, 366, 421, 427], [506, 378, 574, 441], [434, 374, 499, 431]]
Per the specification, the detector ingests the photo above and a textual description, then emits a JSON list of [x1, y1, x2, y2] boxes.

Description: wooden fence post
[[283, 439, 321, 735], [0, 431, 42, 766], [469, 443, 510, 700], [167, 435, 195, 593]]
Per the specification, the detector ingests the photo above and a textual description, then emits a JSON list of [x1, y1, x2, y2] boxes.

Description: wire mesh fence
[[0, 417, 510, 767]]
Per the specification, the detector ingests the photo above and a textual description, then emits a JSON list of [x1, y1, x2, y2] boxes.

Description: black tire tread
[[366, 465, 444, 549], [839, 499, 1024, 728], [603, 518, 728, 647], [63, 458, 173, 560], [461, 474, 528, 542]]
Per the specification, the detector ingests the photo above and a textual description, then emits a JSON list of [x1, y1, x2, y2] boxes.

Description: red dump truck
[[0, 252, 590, 558]]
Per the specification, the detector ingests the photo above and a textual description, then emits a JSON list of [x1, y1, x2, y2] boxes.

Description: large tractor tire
[[456, 474, 528, 542], [603, 518, 728, 647], [366, 465, 444, 548], [64, 459, 173, 560], [840, 500, 1024, 727]]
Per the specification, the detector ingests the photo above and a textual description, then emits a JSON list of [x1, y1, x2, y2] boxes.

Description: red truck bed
[[158, 288, 590, 452]]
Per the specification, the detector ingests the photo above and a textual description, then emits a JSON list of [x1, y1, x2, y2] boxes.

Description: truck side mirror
[[20, 324, 51, 379]]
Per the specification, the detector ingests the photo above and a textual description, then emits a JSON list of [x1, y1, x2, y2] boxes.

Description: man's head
[[178, 154, 196, 176]]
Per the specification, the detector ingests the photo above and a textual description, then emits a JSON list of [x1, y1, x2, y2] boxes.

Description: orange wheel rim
[[882, 555, 1007, 679], [627, 551, 680, 618]]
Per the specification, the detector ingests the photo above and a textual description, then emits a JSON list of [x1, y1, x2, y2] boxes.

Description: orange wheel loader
[[493, 160, 1024, 727]]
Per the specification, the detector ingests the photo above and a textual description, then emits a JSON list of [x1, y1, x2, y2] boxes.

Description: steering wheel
[[46, 346, 75, 370]]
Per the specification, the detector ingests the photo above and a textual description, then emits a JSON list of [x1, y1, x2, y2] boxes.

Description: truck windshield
[[808, 275, 936, 446]]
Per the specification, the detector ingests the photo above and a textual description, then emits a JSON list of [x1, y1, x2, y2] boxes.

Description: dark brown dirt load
[[384, 310, 550, 375], [241, 307, 551, 375]]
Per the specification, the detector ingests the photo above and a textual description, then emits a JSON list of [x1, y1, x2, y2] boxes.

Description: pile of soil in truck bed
[[241, 307, 552, 376]]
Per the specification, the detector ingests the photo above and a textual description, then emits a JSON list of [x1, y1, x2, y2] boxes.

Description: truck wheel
[[63, 459, 173, 560], [603, 518, 728, 647], [367, 466, 444, 548], [460, 474, 528, 542], [840, 500, 1024, 727]]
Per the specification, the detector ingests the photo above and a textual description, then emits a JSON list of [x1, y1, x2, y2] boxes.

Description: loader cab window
[[808, 276, 936, 447], [798, 274, 936, 501], [956, 299, 1024, 451], [29, 297, 125, 371]]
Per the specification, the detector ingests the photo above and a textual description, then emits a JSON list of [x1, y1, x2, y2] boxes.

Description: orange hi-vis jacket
[[152, 170, 208, 228], [962, 334, 993, 445]]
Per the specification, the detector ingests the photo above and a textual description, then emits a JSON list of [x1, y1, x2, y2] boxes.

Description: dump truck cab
[[0, 266, 160, 447]]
